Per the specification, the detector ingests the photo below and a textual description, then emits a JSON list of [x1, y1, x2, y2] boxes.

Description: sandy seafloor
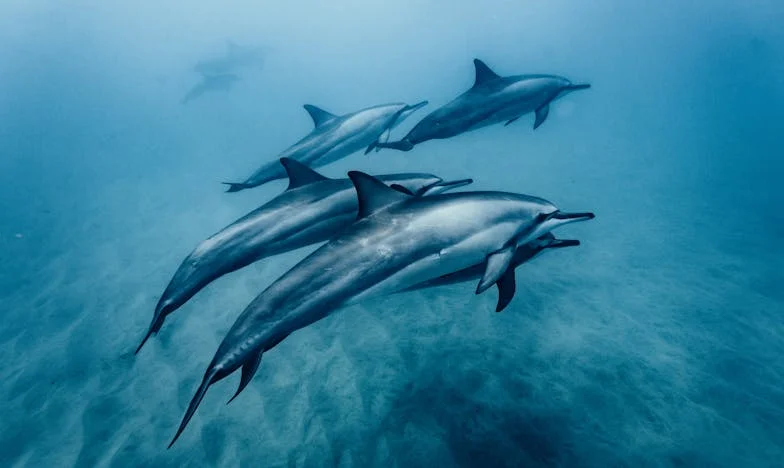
[[1, 1, 783, 467]]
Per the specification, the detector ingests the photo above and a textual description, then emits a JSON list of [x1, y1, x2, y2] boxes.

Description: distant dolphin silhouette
[[181, 73, 240, 105], [374, 58, 590, 152], [193, 40, 267, 76]]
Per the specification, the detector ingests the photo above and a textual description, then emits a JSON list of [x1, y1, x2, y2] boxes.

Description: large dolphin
[[222, 100, 429, 192], [372, 58, 590, 152], [136, 159, 471, 353], [167, 171, 594, 447], [403, 232, 580, 311], [193, 41, 267, 76], [181, 73, 240, 105]]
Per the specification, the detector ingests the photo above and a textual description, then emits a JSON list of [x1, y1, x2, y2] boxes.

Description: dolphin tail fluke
[[226, 352, 263, 405], [135, 306, 168, 354], [135, 325, 157, 355], [222, 182, 251, 193], [374, 140, 414, 152], [169, 369, 221, 448]]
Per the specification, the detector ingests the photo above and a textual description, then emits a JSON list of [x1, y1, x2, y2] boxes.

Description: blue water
[[2, 1, 783, 466]]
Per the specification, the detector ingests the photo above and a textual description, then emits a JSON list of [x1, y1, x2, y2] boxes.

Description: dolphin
[[402, 232, 580, 311], [167, 171, 594, 447], [181, 73, 241, 105], [222, 100, 429, 192], [193, 40, 267, 76], [136, 159, 471, 353], [373, 58, 590, 152]]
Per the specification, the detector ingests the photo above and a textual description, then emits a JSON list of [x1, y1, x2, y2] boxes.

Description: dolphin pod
[[149, 55, 594, 448], [222, 100, 429, 192], [167, 171, 594, 447], [372, 58, 590, 152], [137, 158, 471, 353]]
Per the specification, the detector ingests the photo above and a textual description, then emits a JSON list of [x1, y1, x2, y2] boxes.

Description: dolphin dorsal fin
[[280, 158, 329, 190], [472, 59, 501, 88], [348, 171, 411, 219], [303, 104, 337, 127]]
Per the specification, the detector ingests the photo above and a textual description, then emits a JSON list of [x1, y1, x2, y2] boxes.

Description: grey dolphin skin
[[373, 58, 590, 152], [167, 171, 594, 447], [193, 41, 267, 76], [222, 100, 429, 192], [181, 73, 240, 105], [403, 232, 580, 312], [136, 158, 471, 353]]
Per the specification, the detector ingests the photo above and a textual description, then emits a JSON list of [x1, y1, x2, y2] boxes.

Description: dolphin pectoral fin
[[504, 116, 521, 126], [379, 128, 391, 144], [476, 245, 516, 295], [533, 104, 550, 130], [169, 369, 222, 448], [227, 353, 262, 405], [365, 128, 391, 155], [495, 268, 517, 312]]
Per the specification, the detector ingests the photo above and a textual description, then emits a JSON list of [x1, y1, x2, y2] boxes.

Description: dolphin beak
[[405, 100, 429, 113], [548, 238, 580, 249], [567, 83, 591, 91], [420, 178, 473, 196], [551, 211, 595, 222]]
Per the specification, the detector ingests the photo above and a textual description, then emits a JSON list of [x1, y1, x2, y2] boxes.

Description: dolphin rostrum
[[222, 101, 429, 192], [373, 58, 590, 152], [403, 232, 580, 311], [136, 159, 471, 353], [167, 171, 594, 447]]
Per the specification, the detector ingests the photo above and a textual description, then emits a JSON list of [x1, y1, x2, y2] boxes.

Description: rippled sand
[[2, 125, 782, 467]]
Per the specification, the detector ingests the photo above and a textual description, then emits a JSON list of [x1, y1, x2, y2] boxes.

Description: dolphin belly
[[311, 124, 387, 167]]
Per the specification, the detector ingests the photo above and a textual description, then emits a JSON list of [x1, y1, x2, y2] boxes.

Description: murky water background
[[1, 1, 782, 466]]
